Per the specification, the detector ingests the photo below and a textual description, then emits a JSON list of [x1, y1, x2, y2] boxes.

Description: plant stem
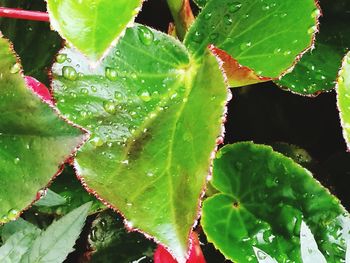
[[0, 7, 49, 22], [166, 0, 194, 40]]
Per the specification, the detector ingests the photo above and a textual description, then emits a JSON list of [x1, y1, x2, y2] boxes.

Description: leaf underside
[[185, 0, 318, 82], [47, 0, 143, 60], [0, 36, 86, 224], [202, 142, 350, 263], [52, 25, 228, 262]]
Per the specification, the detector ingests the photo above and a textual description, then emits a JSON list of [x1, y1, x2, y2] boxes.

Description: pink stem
[[0, 7, 49, 22]]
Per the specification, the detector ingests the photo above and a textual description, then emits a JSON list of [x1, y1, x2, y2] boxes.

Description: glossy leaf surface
[[52, 25, 228, 262], [336, 52, 350, 149], [185, 0, 318, 80], [47, 0, 143, 60], [0, 36, 86, 224], [276, 1, 350, 95], [202, 142, 350, 262]]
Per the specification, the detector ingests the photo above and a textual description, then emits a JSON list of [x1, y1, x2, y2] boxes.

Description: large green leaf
[[184, 0, 318, 80], [0, 36, 86, 224], [47, 0, 143, 60], [52, 25, 228, 262], [336, 52, 350, 149], [0, 0, 62, 85], [276, 1, 350, 95], [20, 202, 91, 263], [202, 142, 350, 262]]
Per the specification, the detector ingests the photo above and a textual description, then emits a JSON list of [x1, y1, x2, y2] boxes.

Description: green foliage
[[337, 52, 350, 149], [277, 0, 350, 95], [202, 142, 350, 262], [0, 36, 86, 224], [0, 203, 91, 263], [46, 0, 143, 60], [185, 0, 318, 78], [52, 24, 227, 262]]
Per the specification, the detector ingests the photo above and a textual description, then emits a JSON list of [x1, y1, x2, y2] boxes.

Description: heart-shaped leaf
[[336, 52, 350, 149], [276, 0, 350, 95], [46, 0, 144, 60], [202, 142, 350, 262], [52, 25, 228, 262], [185, 0, 319, 81], [0, 36, 87, 224]]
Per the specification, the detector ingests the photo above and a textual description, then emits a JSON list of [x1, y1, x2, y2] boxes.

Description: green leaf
[[0, 227, 41, 263], [52, 25, 228, 262], [0, 0, 62, 85], [89, 211, 155, 263], [20, 202, 91, 263], [1, 218, 39, 242], [0, 36, 86, 224], [202, 142, 350, 262], [336, 52, 350, 149], [34, 189, 66, 208], [47, 0, 143, 61], [276, 1, 350, 95], [185, 0, 318, 80]]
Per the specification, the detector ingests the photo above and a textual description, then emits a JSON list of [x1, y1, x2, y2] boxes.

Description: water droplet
[[308, 25, 317, 34], [7, 209, 18, 221], [91, 136, 104, 147], [62, 66, 78, 81], [103, 100, 116, 114], [209, 33, 219, 40], [80, 88, 89, 94], [105, 67, 118, 81], [14, 157, 20, 164], [262, 4, 270, 11], [10, 63, 21, 74], [56, 53, 67, 63], [274, 48, 281, 54], [138, 26, 154, 46], [204, 12, 212, 20], [228, 2, 242, 13], [311, 8, 320, 18], [139, 90, 151, 102], [114, 91, 123, 99], [224, 14, 233, 25], [257, 250, 267, 260], [280, 12, 287, 18], [147, 171, 154, 177], [240, 42, 251, 50], [193, 31, 203, 42]]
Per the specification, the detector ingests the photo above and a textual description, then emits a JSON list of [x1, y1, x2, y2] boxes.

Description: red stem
[[0, 7, 49, 22]]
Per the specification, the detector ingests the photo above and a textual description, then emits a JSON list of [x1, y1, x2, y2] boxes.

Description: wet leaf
[[185, 0, 318, 81], [47, 0, 144, 60], [0, 36, 86, 224], [202, 142, 350, 262], [52, 25, 228, 263], [336, 52, 350, 149]]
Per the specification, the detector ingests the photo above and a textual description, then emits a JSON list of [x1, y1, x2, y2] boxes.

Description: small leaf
[[20, 202, 91, 263], [0, 36, 86, 223], [0, 227, 41, 262], [52, 25, 228, 262], [1, 218, 39, 242], [300, 221, 327, 263], [46, 0, 144, 60], [185, 0, 319, 81], [252, 247, 277, 263], [202, 142, 350, 262], [336, 52, 350, 149], [34, 189, 66, 207]]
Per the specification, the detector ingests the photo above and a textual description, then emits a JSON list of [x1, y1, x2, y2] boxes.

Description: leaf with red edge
[[0, 36, 87, 224], [154, 232, 206, 263], [185, 0, 319, 85], [24, 76, 53, 104]]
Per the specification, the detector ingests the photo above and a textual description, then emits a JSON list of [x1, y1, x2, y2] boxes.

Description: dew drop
[[308, 25, 317, 34], [105, 67, 118, 81], [204, 12, 212, 20], [311, 8, 320, 18], [80, 87, 89, 94], [138, 26, 154, 46], [103, 100, 116, 114], [139, 90, 151, 102], [240, 42, 251, 50], [62, 66, 78, 81], [228, 2, 242, 13], [56, 53, 67, 63], [91, 136, 104, 147], [7, 209, 18, 221], [224, 14, 233, 25], [10, 63, 21, 74], [14, 157, 20, 164], [209, 33, 219, 41]]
